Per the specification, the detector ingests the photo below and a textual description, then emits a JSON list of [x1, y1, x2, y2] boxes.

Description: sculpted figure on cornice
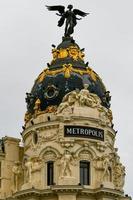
[[57, 84, 102, 113], [57, 89, 79, 114], [31, 157, 42, 187], [78, 84, 101, 107], [12, 161, 23, 192], [113, 162, 125, 190], [102, 154, 112, 182], [94, 152, 125, 190], [111, 152, 125, 190], [59, 150, 74, 177], [24, 157, 42, 186], [56, 84, 113, 126], [31, 157, 42, 173], [24, 159, 33, 183], [94, 154, 113, 183]]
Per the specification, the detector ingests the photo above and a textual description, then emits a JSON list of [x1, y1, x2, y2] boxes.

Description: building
[[0, 6, 132, 200]]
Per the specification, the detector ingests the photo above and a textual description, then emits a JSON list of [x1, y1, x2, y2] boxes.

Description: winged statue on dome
[[46, 5, 89, 37]]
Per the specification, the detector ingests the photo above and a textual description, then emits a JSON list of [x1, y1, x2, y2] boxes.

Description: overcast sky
[[0, 0, 133, 196]]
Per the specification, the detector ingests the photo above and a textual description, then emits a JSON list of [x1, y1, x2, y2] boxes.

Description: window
[[47, 161, 54, 185], [108, 167, 112, 182], [33, 132, 38, 145], [47, 116, 51, 121], [80, 161, 90, 185]]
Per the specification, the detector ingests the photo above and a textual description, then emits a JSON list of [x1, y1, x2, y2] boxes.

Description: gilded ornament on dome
[[36, 64, 99, 84], [86, 67, 97, 81], [68, 46, 79, 61], [34, 98, 41, 116], [78, 51, 85, 60], [37, 70, 47, 83], [45, 105, 57, 113], [58, 48, 68, 59], [47, 68, 63, 76], [62, 63, 72, 78], [52, 48, 58, 61], [51, 45, 85, 62], [34, 98, 41, 109]]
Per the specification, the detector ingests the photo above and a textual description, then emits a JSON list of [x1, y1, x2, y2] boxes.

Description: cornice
[[9, 186, 124, 199]]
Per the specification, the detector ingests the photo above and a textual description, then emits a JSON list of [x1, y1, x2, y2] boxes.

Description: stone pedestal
[[21, 182, 32, 190], [58, 193, 76, 200], [58, 176, 77, 185], [73, 106, 99, 119], [102, 181, 114, 189]]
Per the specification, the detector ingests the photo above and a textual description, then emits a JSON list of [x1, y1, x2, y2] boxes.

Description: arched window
[[80, 161, 90, 185], [47, 161, 54, 185]]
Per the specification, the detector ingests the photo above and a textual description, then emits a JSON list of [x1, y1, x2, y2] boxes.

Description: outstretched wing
[[46, 5, 65, 15], [73, 9, 89, 17]]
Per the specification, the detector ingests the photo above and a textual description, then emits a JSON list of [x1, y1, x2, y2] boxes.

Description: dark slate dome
[[25, 37, 111, 118]]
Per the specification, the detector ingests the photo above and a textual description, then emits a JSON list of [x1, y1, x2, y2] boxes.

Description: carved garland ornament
[[51, 46, 85, 62], [36, 64, 98, 83]]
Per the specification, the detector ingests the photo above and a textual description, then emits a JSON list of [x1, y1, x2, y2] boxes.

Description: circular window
[[44, 85, 59, 99]]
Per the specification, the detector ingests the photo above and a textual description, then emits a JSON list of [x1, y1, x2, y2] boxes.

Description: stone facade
[[0, 88, 131, 200]]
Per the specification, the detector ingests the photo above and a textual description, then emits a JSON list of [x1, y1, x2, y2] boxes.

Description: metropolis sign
[[64, 125, 104, 141]]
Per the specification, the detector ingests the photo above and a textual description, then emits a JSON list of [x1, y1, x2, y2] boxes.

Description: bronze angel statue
[[46, 5, 89, 37]]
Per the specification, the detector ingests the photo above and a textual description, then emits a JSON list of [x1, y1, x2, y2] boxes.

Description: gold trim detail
[[36, 64, 99, 83], [44, 105, 57, 113], [51, 46, 85, 62], [62, 64, 73, 78]]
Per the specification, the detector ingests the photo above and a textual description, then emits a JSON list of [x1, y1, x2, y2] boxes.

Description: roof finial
[[46, 5, 89, 37]]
